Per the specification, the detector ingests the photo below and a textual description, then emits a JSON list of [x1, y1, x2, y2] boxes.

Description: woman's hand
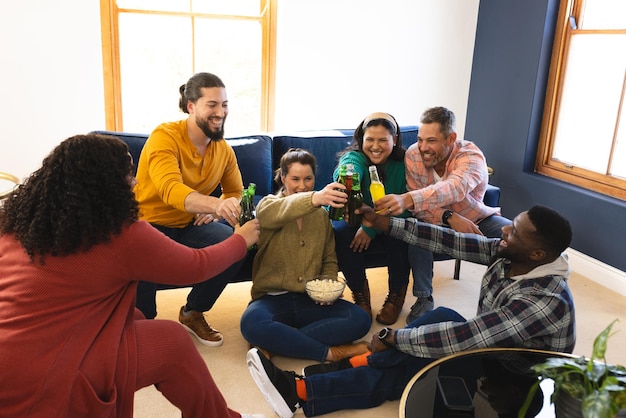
[[349, 227, 372, 252], [312, 182, 347, 208], [233, 219, 260, 248]]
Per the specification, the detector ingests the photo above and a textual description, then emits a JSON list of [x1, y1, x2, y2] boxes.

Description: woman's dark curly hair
[[0, 134, 138, 263]]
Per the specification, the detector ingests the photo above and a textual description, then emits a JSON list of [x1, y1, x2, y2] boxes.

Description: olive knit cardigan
[[250, 191, 338, 300]]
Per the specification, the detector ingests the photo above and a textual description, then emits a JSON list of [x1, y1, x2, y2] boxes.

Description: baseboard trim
[[566, 248, 626, 298]]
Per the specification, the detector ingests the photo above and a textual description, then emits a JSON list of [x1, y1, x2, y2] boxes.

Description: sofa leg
[[454, 259, 461, 280]]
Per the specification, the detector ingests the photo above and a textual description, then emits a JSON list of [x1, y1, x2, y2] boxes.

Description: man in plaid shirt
[[246, 205, 575, 417], [375, 106, 512, 323]]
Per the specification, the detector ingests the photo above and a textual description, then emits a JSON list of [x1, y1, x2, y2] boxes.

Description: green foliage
[[519, 319, 626, 418]]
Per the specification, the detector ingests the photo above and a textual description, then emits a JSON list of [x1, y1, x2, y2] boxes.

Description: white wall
[[275, 0, 480, 132], [0, 0, 105, 181], [0, 0, 479, 181]]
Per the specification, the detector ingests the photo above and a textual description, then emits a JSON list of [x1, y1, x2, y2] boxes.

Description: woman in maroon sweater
[[0, 134, 260, 418]]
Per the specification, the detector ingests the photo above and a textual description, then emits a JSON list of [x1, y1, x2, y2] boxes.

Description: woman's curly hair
[[0, 134, 138, 263]]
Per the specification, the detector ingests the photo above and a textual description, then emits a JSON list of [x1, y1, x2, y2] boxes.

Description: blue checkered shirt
[[389, 217, 576, 357]]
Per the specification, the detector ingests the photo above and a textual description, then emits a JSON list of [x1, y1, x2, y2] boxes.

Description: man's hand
[[193, 213, 214, 225], [354, 205, 391, 231], [448, 212, 482, 235], [368, 332, 392, 354], [216, 197, 241, 227], [373, 193, 412, 216]]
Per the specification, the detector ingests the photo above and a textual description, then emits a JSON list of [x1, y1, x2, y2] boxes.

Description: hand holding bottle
[[315, 182, 347, 208], [234, 219, 260, 249]]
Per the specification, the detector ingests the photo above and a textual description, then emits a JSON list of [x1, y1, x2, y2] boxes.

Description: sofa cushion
[[272, 131, 352, 190], [91, 131, 149, 176], [215, 135, 273, 197], [91, 130, 273, 198]]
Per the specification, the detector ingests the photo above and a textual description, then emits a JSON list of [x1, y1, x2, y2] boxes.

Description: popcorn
[[305, 277, 345, 303]]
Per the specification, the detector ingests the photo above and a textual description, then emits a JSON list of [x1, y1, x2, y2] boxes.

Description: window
[[536, 0, 626, 200], [99, 0, 276, 135]]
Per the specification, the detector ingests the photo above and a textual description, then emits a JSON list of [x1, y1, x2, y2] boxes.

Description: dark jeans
[[302, 307, 466, 416], [332, 220, 410, 292], [240, 293, 371, 362], [136, 221, 245, 319]]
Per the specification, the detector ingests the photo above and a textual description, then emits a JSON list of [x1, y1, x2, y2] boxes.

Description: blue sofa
[[92, 127, 500, 282]]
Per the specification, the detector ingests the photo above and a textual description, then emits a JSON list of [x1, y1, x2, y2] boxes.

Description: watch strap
[[378, 327, 394, 348]]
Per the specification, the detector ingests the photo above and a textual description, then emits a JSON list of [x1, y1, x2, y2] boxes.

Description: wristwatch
[[378, 327, 395, 348], [442, 209, 454, 226]]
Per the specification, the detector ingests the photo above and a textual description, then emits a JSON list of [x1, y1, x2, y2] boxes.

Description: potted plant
[[520, 319, 626, 418]]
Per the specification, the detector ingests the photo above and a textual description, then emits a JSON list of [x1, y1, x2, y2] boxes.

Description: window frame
[[99, 0, 277, 132], [536, 0, 626, 200]]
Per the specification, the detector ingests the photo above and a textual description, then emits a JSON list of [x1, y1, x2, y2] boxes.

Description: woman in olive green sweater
[[240, 148, 371, 362]]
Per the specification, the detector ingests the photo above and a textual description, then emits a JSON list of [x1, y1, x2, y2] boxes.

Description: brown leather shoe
[[351, 280, 372, 319], [329, 341, 369, 361], [376, 284, 407, 325], [179, 307, 224, 346]]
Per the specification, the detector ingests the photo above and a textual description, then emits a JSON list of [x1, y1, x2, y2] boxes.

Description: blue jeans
[[332, 220, 410, 292], [240, 293, 371, 362], [136, 221, 245, 319], [410, 214, 511, 298], [302, 307, 466, 416]]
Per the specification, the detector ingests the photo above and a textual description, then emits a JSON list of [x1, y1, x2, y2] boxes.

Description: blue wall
[[465, 0, 626, 272]]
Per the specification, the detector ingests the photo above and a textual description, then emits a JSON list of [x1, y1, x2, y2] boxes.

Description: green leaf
[[582, 391, 615, 418], [591, 319, 619, 364]]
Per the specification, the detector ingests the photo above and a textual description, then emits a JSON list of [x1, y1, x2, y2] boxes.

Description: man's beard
[[197, 116, 226, 141]]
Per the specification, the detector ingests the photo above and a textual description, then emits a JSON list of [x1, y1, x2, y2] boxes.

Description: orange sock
[[348, 351, 371, 368], [296, 379, 307, 401]]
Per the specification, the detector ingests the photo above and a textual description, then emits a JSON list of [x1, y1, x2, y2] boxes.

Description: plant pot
[[554, 390, 583, 418], [554, 390, 626, 418]]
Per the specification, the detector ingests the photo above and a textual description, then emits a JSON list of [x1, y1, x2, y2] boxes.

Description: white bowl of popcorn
[[305, 275, 346, 304]]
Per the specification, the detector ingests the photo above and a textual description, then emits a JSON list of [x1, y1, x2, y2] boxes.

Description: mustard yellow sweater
[[251, 191, 338, 300], [134, 119, 243, 227]]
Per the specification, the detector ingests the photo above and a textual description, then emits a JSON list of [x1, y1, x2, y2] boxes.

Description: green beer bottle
[[346, 167, 363, 227], [329, 164, 347, 220], [239, 183, 257, 250]]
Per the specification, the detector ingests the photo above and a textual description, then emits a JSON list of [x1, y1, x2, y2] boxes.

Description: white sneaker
[[241, 414, 267, 418], [247, 348, 301, 418]]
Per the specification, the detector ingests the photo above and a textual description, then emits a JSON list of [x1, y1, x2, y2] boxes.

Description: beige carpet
[[133, 260, 626, 417]]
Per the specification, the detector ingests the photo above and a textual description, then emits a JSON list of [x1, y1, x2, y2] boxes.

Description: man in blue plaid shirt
[[247, 205, 575, 417]]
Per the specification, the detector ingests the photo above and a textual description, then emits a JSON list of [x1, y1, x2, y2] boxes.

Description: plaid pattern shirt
[[390, 217, 576, 357], [405, 139, 500, 224]]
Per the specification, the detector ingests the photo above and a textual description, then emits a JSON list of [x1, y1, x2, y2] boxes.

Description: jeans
[[136, 221, 245, 319], [240, 292, 371, 362], [302, 307, 466, 416], [332, 220, 410, 292], [410, 214, 511, 298]]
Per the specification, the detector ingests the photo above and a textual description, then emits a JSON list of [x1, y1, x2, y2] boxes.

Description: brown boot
[[351, 280, 372, 319], [376, 284, 407, 325], [329, 341, 369, 361]]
